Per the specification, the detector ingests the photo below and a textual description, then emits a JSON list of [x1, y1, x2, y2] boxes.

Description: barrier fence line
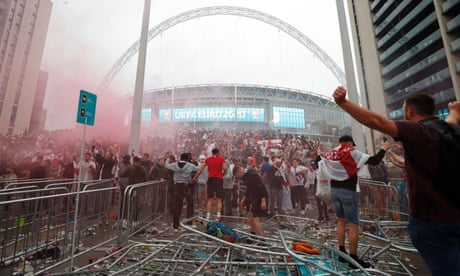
[[358, 178, 408, 221], [358, 178, 416, 275], [1, 177, 420, 275], [0, 179, 169, 275]]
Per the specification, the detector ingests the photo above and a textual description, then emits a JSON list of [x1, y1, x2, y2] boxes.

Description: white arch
[[100, 6, 346, 89]]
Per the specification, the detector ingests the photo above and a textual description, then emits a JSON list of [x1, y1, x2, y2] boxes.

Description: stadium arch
[[100, 6, 346, 89]]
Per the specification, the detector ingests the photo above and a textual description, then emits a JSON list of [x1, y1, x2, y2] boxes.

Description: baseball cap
[[339, 135, 356, 146]]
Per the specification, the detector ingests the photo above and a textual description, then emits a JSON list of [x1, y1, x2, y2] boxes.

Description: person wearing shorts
[[193, 148, 227, 221], [318, 135, 388, 268], [233, 166, 267, 236]]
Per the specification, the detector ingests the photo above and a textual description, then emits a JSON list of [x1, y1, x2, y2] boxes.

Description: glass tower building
[[347, 0, 460, 149]]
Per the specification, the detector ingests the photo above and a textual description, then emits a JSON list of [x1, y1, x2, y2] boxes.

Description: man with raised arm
[[332, 86, 460, 275]]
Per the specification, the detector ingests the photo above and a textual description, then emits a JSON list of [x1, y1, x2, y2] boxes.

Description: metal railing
[[0, 179, 169, 275]]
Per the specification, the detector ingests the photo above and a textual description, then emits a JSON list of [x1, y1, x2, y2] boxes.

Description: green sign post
[[72, 89, 97, 269], [76, 90, 97, 126]]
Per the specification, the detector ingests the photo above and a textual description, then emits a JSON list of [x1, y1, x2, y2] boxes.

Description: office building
[[0, 0, 52, 135], [347, 0, 460, 151]]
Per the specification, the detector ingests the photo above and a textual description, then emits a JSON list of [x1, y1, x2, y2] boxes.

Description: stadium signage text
[[159, 107, 265, 123]]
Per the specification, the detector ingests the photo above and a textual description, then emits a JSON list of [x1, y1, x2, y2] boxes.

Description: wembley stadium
[[136, 83, 352, 140]]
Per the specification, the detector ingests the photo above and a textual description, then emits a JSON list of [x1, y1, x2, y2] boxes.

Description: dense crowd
[[0, 127, 341, 221], [0, 127, 326, 180], [0, 126, 403, 222]]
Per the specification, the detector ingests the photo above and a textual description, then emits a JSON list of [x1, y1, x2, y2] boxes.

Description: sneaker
[[215, 216, 221, 222], [349, 254, 371, 269], [173, 227, 179, 233], [338, 247, 347, 263]]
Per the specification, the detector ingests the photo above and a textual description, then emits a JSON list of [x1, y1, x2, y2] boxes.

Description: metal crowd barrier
[[358, 178, 406, 221], [117, 180, 168, 243], [0, 179, 119, 275], [0, 178, 170, 275], [358, 178, 417, 275], [1, 178, 62, 190], [22, 188, 423, 275], [387, 177, 408, 219]]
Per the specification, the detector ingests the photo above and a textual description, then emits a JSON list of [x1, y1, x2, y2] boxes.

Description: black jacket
[[93, 153, 116, 179]]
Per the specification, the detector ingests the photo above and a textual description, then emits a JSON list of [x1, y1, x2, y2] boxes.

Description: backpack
[[423, 120, 460, 209]]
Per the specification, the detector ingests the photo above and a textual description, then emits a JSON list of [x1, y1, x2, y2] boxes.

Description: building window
[[272, 106, 305, 129]]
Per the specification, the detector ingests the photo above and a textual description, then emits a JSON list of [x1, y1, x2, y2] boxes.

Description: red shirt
[[206, 155, 226, 179]]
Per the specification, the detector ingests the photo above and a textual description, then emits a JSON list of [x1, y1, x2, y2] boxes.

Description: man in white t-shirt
[[78, 152, 96, 182], [289, 158, 308, 215]]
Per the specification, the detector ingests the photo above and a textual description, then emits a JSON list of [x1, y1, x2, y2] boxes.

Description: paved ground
[[71, 204, 430, 275], [2, 199, 431, 275]]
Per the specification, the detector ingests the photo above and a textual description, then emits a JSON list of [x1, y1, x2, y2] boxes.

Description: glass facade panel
[[452, 38, 460, 52], [384, 49, 445, 90], [382, 31, 441, 76], [437, 108, 448, 120], [389, 107, 404, 119], [379, 12, 436, 62], [141, 108, 151, 124], [446, 14, 460, 33], [272, 106, 305, 129]]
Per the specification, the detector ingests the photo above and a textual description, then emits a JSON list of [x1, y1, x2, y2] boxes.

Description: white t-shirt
[[290, 165, 307, 186], [79, 160, 96, 181]]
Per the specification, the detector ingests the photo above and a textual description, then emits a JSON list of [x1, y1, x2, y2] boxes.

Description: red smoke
[[75, 86, 131, 142]]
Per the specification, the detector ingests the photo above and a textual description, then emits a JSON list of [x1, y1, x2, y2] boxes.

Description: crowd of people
[[1, 127, 406, 231], [1, 126, 362, 228], [0, 126, 339, 217], [0, 107, 426, 271], [2, 85, 459, 274]]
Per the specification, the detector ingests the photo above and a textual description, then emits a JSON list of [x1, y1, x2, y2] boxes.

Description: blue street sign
[[76, 90, 97, 126]]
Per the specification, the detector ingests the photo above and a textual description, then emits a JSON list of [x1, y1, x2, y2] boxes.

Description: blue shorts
[[331, 188, 359, 224]]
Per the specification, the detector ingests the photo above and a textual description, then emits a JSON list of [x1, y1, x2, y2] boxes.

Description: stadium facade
[[138, 83, 352, 140]]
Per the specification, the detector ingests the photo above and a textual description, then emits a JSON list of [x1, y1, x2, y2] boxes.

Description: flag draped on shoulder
[[319, 144, 369, 181]]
